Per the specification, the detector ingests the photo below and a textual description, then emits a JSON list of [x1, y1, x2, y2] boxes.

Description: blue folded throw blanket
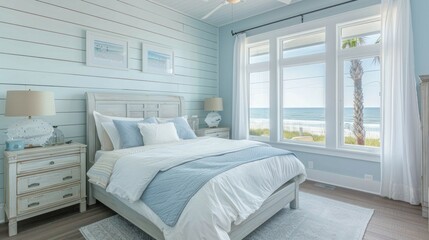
[[141, 146, 294, 227]]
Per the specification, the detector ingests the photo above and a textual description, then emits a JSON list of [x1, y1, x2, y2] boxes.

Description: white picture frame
[[86, 31, 128, 70], [142, 44, 174, 75]]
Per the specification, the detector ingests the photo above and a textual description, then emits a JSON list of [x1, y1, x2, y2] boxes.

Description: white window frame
[[278, 28, 327, 147], [247, 41, 271, 142], [337, 16, 381, 154], [246, 5, 381, 162]]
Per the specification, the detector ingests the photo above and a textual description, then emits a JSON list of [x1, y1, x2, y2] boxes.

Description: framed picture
[[86, 31, 128, 70], [142, 44, 174, 75]]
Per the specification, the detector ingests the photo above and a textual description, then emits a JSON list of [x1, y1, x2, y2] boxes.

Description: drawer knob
[[62, 176, 73, 181], [28, 202, 40, 208], [28, 183, 40, 188], [63, 193, 73, 198], [49, 161, 55, 165]]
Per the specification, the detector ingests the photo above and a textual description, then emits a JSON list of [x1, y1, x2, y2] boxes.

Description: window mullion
[[269, 38, 279, 142], [246, 63, 270, 73], [279, 53, 326, 66], [338, 45, 381, 59], [337, 56, 346, 149], [325, 23, 337, 149]]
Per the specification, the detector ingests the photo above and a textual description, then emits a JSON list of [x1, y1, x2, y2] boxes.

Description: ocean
[[250, 107, 380, 124]]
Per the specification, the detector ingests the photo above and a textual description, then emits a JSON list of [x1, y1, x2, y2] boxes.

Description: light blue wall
[[295, 151, 381, 181], [411, 0, 429, 77], [219, 0, 428, 183]]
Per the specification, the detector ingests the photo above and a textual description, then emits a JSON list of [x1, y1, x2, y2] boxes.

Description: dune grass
[[249, 128, 380, 147]]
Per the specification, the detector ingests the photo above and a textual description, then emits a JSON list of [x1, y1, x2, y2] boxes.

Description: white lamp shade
[[5, 90, 56, 117], [204, 97, 223, 111]]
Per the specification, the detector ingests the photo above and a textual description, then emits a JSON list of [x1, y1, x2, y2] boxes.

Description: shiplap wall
[[0, 0, 218, 222]]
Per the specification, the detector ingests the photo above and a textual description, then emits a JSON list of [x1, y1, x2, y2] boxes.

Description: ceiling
[[149, 0, 303, 27]]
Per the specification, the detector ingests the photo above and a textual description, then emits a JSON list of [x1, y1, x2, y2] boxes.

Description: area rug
[[80, 192, 374, 240]]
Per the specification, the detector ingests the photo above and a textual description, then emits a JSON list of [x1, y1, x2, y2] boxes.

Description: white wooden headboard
[[85, 92, 185, 168]]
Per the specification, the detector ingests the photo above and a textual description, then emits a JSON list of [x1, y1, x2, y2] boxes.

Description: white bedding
[[91, 139, 306, 240], [91, 138, 268, 201]]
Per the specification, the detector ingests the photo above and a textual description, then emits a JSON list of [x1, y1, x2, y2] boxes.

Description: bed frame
[[85, 92, 300, 240]]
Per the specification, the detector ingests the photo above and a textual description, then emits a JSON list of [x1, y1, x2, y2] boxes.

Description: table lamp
[[5, 90, 56, 147], [204, 97, 223, 128]]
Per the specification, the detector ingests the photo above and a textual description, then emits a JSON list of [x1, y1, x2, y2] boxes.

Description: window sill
[[251, 138, 380, 162]]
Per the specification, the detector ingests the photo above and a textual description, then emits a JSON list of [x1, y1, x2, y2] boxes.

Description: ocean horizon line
[[250, 107, 381, 124]]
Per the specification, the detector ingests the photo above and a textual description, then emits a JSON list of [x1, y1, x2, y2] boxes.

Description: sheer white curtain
[[380, 0, 422, 204], [232, 33, 248, 140]]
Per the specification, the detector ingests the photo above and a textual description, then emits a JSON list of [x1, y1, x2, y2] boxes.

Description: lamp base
[[7, 118, 54, 147], [205, 112, 221, 128]]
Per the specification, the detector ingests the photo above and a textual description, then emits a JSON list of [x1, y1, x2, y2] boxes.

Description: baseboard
[[0, 204, 4, 224], [306, 169, 381, 195]]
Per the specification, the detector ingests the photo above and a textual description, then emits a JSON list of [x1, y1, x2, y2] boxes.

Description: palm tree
[[342, 38, 366, 145]]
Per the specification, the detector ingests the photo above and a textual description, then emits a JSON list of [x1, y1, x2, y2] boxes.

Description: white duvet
[[105, 138, 269, 201], [89, 138, 306, 239]]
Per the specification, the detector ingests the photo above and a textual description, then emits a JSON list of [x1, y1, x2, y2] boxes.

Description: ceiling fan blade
[[202, 1, 228, 19]]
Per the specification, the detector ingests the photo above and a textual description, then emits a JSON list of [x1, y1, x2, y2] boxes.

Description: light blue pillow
[[113, 117, 157, 149], [168, 117, 197, 140]]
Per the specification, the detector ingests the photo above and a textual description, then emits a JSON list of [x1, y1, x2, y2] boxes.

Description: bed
[[85, 92, 306, 240]]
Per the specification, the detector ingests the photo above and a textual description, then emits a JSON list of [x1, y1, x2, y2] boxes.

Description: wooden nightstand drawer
[[205, 132, 229, 138], [17, 184, 81, 214], [17, 166, 81, 194], [17, 153, 80, 174], [196, 127, 230, 139]]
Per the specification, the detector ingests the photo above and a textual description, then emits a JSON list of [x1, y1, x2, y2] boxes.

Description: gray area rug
[[80, 192, 374, 240]]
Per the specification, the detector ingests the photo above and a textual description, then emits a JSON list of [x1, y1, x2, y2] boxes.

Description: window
[[341, 58, 381, 148], [248, 42, 270, 138], [280, 30, 326, 144], [282, 63, 326, 144], [249, 44, 269, 64], [249, 71, 270, 137], [245, 8, 381, 156], [282, 31, 325, 58], [340, 19, 381, 49], [339, 19, 381, 149]]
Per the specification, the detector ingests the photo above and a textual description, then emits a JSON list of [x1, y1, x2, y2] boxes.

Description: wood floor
[[0, 180, 428, 240]]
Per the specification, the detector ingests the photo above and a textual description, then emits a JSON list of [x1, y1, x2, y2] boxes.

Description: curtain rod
[[231, 0, 358, 36]]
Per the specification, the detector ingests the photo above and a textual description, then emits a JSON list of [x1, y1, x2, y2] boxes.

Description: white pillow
[[138, 122, 180, 145], [93, 111, 143, 150], [101, 122, 121, 150]]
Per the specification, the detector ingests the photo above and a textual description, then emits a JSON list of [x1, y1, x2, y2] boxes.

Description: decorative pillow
[[113, 117, 157, 149], [138, 122, 180, 145], [93, 111, 143, 151], [101, 122, 121, 150], [169, 117, 197, 139], [157, 116, 196, 139]]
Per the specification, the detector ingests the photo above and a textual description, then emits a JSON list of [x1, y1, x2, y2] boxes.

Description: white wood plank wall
[[0, 0, 219, 222]]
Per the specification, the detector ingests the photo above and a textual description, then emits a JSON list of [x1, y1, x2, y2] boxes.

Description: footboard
[[90, 177, 300, 240], [229, 177, 300, 240]]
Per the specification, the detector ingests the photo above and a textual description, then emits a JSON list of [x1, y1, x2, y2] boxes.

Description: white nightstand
[[3, 143, 87, 236], [196, 127, 230, 139]]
